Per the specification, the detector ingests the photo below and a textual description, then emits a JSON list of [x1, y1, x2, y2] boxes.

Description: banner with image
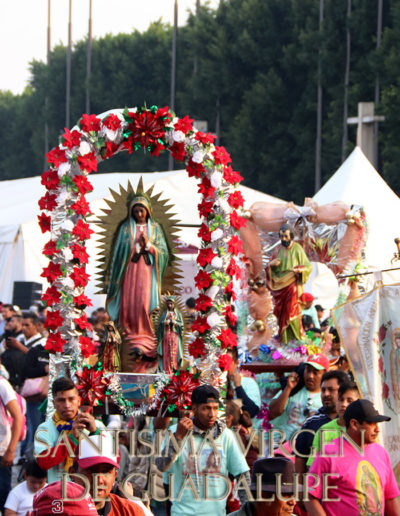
[[332, 280, 400, 485]]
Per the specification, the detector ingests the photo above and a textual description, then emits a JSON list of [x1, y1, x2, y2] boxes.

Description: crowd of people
[[0, 299, 398, 516]]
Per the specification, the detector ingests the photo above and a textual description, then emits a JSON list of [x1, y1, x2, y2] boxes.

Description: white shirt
[[0, 377, 16, 455], [5, 480, 46, 516]]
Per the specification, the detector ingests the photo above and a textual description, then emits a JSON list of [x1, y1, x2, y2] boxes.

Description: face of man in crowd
[[193, 401, 219, 430], [22, 317, 38, 339], [77, 463, 117, 508], [2, 306, 14, 320], [279, 230, 292, 248], [8, 315, 22, 332], [26, 474, 46, 494], [320, 378, 340, 413], [336, 389, 360, 419], [303, 365, 324, 393], [354, 420, 380, 444], [257, 494, 296, 515], [53, 388, 80, 420]]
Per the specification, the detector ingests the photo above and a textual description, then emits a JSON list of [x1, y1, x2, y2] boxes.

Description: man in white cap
[[73, 431, 147, 516]]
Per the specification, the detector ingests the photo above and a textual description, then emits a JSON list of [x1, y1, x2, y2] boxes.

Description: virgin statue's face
[[132, 204, 148, 224]]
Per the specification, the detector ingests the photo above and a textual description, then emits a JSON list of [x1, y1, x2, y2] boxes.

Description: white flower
[[206, 285, 219, 300], [207, 312, 223, 328], [104, 127, 119, 142], [192, 150, 205, 163], [57, 191, 71, 205], [211, 228, 223, 241], [62, 247, 73, 261], [58, 162, 71, 177], [172, 130, 185, 142], [211, 256, 223, 268], [218, 199, 231, 214], [60, 277, 75, 289], [61, 220, 74, 232], [79, 141, 92, 156], [210, 171, 222, 189]]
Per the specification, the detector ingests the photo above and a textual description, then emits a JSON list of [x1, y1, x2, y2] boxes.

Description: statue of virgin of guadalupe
[[106, 194, 169, 372]]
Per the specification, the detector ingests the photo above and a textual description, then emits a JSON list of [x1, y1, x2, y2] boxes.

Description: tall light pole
[[168, 0, 178, 170], [341, 0, 351, 161], [86, 0, 93, 114], [66, 0, 72, 128], [315, 0, 324, 193], [44, 0, 51, 168], [374, 0, 383, 168]]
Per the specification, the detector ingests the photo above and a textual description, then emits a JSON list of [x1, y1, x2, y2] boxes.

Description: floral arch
[[39, 105, 246, 414]]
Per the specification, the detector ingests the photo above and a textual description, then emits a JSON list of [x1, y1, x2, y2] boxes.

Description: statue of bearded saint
[[106, 195, 169, 372], [266, 223, 312, 343]]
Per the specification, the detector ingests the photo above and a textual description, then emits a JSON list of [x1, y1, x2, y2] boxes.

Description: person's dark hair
[[25, 460, 47, 479], [52, 376, 77, 397], [302, 314, 314, 329], [239, 409, 253, 429], [2, 303, 14, 311], [321, 370, 348, 386], [227, 346, 239, 362], [185, 297, 196, 309], [225, 401, 241, 426], [22, 311, 39, 325], [338, 381, 359, 398], [279, 223, 294, 239]]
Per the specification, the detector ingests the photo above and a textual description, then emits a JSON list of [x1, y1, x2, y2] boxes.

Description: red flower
[[378, 356, 383, 373], [225, 282, 237, 301], [72, 243, 90, 264], [161, 370, 200, 410], [103, 113, 121, 130], [378, 324, 387, 343], [218, 327, 237, 349], [195, 270, 213, 290], [45, 310, 64, 331], [195, 294, 213, 313], [198, 224, 211, 242], [155, 106, 171, 120], [74, 313, 91, 331], [191, 316, 211, 334], [76, 367, 107, 406], [73, 175, 93, 195], [46, 147, 68, 168], [39, 193, 58, 212], [228, 191, 245, 209], [45, 332, 66, 353], [228, 235, 244, 255], [212, 146, 231, 166], [62, 127, 81, 149], [174, 115, 194, 134], [223, 166, 243, 184], [150, 141, 166, 157], [218, 353, 234, 372], [187, 158, 205, 178], [74, 294, 93, 308], [72, 219, 94, 241], [188, 338, 206, 359], [127, 110, 166, 149], [41, 170, 60, 191], [103, 141, 119, 158], [382, 382, 389, 399], [198, 177, 215, 199], [223, 305, 238, 327], [41, 262, 63, 282], [198, 199, 214, 218], [170, 141, 186, 161], [79, 336, 95, 358], [195, 131, 216, 145], [80, 114, 101, 133], [197, 247, 216, 267], [226, 258, 241, 280], [38, 213, 51, 233], [70, 266, 90, 288], [71, 196, 91, 216], [41, 285, 61, 307], [77, 152, 98, 173], [230, 210, 247, 230], [43, 240, 58, 257]]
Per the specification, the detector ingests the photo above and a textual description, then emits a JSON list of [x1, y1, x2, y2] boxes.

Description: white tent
[[314, 146, 400, 270], [0, 170, 284, 308]]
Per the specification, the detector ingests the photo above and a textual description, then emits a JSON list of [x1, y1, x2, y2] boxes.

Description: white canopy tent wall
[[0, 171, 285, 309]]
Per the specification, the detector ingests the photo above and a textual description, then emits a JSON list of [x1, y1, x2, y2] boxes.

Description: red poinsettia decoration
[[223, 305, 238, 327], [62, 127, 82, 149], [187, 158, 205, 178], [71, 243, 90, 264], [188, 337, 207, 359], [195, 131, 216, 145], [45, 310, 64, 331], [79, 336, 96, 358], [70, 266, 90, 288], [41, 170, 60, 191], [170, 142, 186, 161], [103, 113, 121, 130], [127, 110, 166, 152], [74, 313, 91, 331], [230, 210, 246, 230], [197, 248, 216, 267], [41, 262, 63, 282], [72, 219, 94, 241], [217, 327, 237, 349], [38, 193, 58, 212], [228, 191, 245, 209], [73, 294, 93, 308], [198, 199, 214, 218], [227, 235, 244, 256], [212, 146, 231, 166], [226, 257, 242, 280], [75, 367, 107, 406], [38, 213, 51, 233], [45, 332, 66, 353], [71, 196, 91, 217], [218, 353, 234, 372], [195, 294, 213, 313], [42, 240, 58, 257], [198, 224, 211, 242], [191, 316, 211, 334], [174, 115, 194, 134], [77, 152, 98, 173], [159, 370, 200, 411], [41, 285, 61, 307], [73, 175, 94, 195], [80, 114, 101, 133], [195, 270, 213, 290], [46, 147, 68, 168], [198, 177, 215, 199], [223, 166, 243, 184]]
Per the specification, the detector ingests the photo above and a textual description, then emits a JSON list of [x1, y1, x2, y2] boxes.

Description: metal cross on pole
[[347, 102, 385, 168]]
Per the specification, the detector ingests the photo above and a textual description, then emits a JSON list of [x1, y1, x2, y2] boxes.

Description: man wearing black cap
[[156, 384, 249, 516], [228, 457, 298, 515], [305, 399, 400, 515]]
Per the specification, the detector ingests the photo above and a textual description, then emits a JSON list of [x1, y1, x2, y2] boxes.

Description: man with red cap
[[30, 480, 98, 515], [269, 354, 330, 441], [301, 292, 320, 330], [72, 432, 146, 516]]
